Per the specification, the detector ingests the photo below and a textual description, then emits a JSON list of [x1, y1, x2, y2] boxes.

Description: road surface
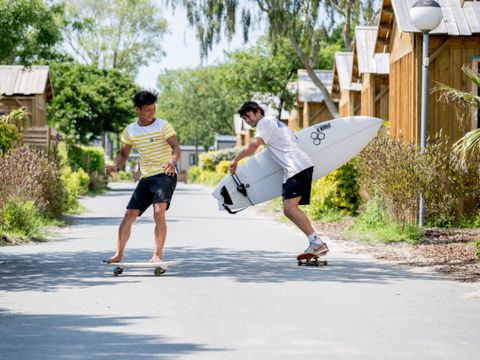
[[1, 182, 479, 359]]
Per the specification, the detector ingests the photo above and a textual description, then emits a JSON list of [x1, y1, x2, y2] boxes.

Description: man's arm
[[106, 143, 132, 177], [164, 135, 181, 176], [229, 137, 265, 174]]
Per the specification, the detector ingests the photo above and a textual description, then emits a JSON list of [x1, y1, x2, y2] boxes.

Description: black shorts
[[282, 166, 314, 205], [127, 173, 177, 216]]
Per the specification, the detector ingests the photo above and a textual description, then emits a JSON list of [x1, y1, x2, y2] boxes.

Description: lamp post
[[409, 0, 443, 228]]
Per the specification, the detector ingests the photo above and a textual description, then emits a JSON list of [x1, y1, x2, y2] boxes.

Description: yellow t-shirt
[[121, 118, 176, 178]]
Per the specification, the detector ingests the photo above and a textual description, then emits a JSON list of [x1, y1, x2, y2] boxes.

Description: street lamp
[[409, 0, 443, 227]]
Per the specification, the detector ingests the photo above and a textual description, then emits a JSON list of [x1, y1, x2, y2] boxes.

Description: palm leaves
[[0, 98, 29, 132], [436, 64, 480, 164]]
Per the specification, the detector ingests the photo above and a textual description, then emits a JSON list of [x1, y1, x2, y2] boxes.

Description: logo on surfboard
[[310, 123, 331, 145]]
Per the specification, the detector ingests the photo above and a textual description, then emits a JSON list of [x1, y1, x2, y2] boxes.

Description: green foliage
[[0, 146, 66, 218], [216, 160, 231, 175], [0, 199, 42, 239], [305, 163, 360, 220], [67, 145, 105, 174], [356, 129, 480, 227], [0, 0, 63, 64], [60, 167, 90, 213], [63, 0, 168, 74], [186, 166, 224, 187], [476, 240, 480, 260], [346, 194, 424, 243], [0, 123, 22, 155], [157, 66, 236, 148], [48, 62, 138, 144], [186, 166, 202, 183], [198, 152, 215, 171]]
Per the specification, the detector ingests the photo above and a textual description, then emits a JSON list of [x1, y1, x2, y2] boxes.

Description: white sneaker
[[304, 242, 329, 255]]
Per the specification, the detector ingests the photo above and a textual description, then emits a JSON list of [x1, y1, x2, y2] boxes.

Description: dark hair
[[237, 101, 265, 117], [133, 90, 158, 108]]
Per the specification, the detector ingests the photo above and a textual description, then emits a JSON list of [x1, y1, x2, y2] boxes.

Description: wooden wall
[[1, 95, 47, 127], [300, 102, 333, 128]]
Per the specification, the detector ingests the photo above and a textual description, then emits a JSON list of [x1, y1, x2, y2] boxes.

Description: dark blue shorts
[[127, 173, 177, 216], [282, 166, 314, 205]]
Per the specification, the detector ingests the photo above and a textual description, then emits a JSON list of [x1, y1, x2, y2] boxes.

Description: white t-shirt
[[255, 118, 313, 183]]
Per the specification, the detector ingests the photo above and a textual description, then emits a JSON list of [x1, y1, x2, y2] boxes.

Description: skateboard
[[296, 253, 328, 267], [104, 260, 183, 276]]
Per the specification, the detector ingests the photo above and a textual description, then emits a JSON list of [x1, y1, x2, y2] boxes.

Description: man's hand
[[163, 160, 177, 176], [106, 164, 118, 177], [228, 160, 238, 175]]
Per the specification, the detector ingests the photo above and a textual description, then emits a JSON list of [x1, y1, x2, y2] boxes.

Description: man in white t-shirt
[[229, 101, 329, 256]]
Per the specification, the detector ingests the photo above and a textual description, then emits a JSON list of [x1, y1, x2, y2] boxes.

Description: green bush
[[61, 167, 90, 212], [0, 123, 22, 155], [346, 194, 424, 243], [0, 146, 66, 218], [305, 162, 359, 220], [67, 144, 105, 174], [187, 165, 202, 183], [0, 199, 42, 239], [215, 160, 231, 175], [356, 129, 480, 226], [198, 152, 215, 171], [476, 241, 480, 260]]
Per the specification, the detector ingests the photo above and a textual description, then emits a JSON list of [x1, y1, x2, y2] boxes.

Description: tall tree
[[0, 0, 63, 64], [62, 0, 168, 74], [48, 62, 139, 144], [170, 0, 377, 118]]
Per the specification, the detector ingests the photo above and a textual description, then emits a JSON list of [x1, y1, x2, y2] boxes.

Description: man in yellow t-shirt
[[104, 90, 180, 264]]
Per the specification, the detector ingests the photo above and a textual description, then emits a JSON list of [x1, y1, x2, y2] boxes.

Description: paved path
[[1, 182, 479, 359]]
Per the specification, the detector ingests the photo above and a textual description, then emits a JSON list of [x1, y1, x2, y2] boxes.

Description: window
[[189, 153, 197, 166]]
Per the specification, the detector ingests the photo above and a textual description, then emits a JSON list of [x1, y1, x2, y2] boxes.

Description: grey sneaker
[[304, 242, 329, 255]]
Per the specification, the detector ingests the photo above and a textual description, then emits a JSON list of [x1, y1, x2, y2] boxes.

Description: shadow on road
[[0, 309, 223, 359], [0, 246, 439, 292]]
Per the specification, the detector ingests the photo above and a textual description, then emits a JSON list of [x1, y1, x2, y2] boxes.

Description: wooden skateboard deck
[[296, 253, 328, 267], [104, 260, 183, 276]]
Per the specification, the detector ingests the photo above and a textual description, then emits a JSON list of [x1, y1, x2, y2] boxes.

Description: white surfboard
[[211, 116, 382, 213]]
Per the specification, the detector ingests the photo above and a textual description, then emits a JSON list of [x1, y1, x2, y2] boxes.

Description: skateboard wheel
[[298, 261, 303, 266], [154, 267, 166, 276], [113, 267, 123, 276]]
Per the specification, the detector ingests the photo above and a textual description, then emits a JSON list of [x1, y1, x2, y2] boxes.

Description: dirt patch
[[313, 219, 480, 282], [255, 203, 480, 282]]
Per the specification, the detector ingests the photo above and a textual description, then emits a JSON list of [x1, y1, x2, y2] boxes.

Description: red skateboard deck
[[297, 252, 328, 266]]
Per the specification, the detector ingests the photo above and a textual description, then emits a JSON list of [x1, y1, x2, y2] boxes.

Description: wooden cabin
[[0, 65, 56, 148], [351, 26, 390, 120], [375, 0, 480, 143], [291, 70, 335, 130], [331, 52, 362, 117]]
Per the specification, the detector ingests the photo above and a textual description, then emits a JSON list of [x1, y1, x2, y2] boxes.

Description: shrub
[[67, 144, 105, 174], [346, 194, 424, 243], [187, 166, 202, 183], [61, 167, 90, 212], [356, 129, 480, 226], [476, 241, 480, 260], [215, 160, 231, 175], [0, 146, 66, 217], [306, 162, 359, 220], [0, 123, 22, 155], [0, 199, 42, 239], [198, 152, 215, 171]]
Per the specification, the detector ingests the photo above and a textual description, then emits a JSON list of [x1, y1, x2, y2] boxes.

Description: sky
[[136, 6, 260, 90]]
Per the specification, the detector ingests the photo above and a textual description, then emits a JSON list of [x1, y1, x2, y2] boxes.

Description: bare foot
[[103, 255, 122, 264], [149, 255, 162, 263]]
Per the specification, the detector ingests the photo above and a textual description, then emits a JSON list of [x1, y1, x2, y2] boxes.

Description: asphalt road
[[1, 182, 480, 359]]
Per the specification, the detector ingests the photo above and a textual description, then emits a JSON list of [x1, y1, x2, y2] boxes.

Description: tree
[[48, 62, 139, 144], [0, 0, 63, 64], [157, 66, 235, 149], [62, 0, 168, 74], [436, 65, 480, 164], [170, 0, 377, 118]]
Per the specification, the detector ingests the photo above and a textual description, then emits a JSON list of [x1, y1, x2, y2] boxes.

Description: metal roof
[[0, 65, 50, 96], [298, 70, 333, 103], [333, 52, 362, 92], [393, 0, 479, 35]]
